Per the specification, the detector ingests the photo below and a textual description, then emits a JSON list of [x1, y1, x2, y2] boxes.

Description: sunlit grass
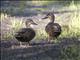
[[31, 1, 52, 6], [60, 11, 80, 38], [69, 1, 80, 10], [1, 2, 80, 60], [10, 18, 24, 32], [1, 10, 80, 40], [1, 2, 80, 41], [1, 13, 24, 40], [34, 29, 48, 40]]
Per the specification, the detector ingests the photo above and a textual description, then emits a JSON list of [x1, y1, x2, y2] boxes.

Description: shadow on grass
[[1, 37, 80, 60]]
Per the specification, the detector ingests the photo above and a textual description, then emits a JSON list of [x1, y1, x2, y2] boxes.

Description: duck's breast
[[15, 28, 36, 42], [45, 22, 61, 37]]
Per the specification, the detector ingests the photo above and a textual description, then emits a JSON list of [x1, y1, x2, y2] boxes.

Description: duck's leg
[[20, 42, 24, 47], [48, 36, 53, 43], [28, 42, 31, 45], [20, 42, 22, 46], [47, 35, 50, 42], [50, 37, 54, 43], [20, 42, 26, 48], [25, 42, 31, 47], [52, 37, 58, 43]]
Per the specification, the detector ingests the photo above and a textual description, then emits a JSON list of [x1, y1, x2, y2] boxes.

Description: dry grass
[[1, 1, 80, 60], [1, 2, 80, 41], [1, 11, 80, 41]]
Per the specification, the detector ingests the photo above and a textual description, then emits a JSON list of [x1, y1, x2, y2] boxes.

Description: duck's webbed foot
[[20, 42, 27, 48]]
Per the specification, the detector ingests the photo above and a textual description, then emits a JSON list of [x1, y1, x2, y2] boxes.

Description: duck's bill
[[32, 22, 37, 25], [42, 16, 48, 19]]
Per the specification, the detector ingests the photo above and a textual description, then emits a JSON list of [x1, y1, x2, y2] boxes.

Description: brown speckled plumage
[[42, 12, 61, 41], [45, 22, 61, 38]]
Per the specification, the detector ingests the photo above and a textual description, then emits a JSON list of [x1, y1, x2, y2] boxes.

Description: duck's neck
[[50, 15, 55, 23], [26, 24, 31, 28], [50, 19, 54, 23]]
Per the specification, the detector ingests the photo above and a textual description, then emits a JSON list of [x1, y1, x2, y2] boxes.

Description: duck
[[42, 12, 61, 42], [14, 19, 37, 47]]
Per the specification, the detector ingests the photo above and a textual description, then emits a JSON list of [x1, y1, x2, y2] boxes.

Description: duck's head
[[42, 12, 55, 22], [25, 19, 37, 28]]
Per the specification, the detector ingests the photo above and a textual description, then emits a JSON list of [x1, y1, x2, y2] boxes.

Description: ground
[[1, 37, 80, 60]]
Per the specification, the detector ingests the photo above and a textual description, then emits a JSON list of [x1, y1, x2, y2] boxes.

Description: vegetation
[[1, 12, 80, 41], [1, 1, 80, 40], [1, 1, 80, 60], [60, 44, 80, 60]]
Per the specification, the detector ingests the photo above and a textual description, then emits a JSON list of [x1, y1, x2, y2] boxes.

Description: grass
[[1, 2, 80, 60], [1, 11, 80, 41], [1, 1, 80, 41], [1, 13, 24, 40], [34, 29, 48, 40], [60, 10, 80, 38], [60, 44, 80, 60]]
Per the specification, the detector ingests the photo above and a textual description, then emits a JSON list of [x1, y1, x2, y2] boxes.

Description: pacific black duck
[[15, 19, 37, 47], [42, 12, 61, 42]]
